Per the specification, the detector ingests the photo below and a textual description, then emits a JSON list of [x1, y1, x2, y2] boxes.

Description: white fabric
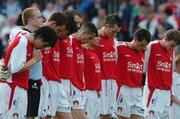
[[9, 35, 27, 73], [139, 19, 158, 37], [57, 79, 72, 112], [145, 89, 171, 119], [100, 79, 117, 115], [47, 80, 61, 116], [4, 86, 27, 119], [71, 84, 85, 110], [116, 85, 144, 117], [38, 77, 49, 118], [0, 83, 11, 118], [9, 27, 25, 41], [170, 72, 180, 119], [85, 90, 101, 119]]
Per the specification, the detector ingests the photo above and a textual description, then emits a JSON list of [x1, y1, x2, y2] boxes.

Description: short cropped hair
[[22, 7, 39, 25], [165, 29, 180, 44], [104, 14, 121, 28], [34, 26, 57, 47], [80, 22, 98, 36], [134, 29, 151, 43], [48, 12, 68, 27]]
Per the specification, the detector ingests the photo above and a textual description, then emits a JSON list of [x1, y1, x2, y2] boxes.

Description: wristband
[[30, 58, 36, 65]]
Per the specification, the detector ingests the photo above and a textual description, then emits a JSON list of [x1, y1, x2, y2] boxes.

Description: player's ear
[[49, 21, 56, 27]]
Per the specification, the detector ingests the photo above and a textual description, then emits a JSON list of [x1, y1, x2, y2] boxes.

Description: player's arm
[[16, 50, 42, 73], [171, 95, 180, 105], [10, 38, 41, 74]]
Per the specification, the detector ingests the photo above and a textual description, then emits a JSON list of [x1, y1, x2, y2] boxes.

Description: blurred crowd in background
[[0, 0, 180, 58]]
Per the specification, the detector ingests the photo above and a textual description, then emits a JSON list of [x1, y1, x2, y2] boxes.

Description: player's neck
[[25, 25, 38, 32], [127, 41, 135, 49], [99, 27, 108, 38], [83, 43, 94, 50], [160, 39, 167, 49], [27, 34, 34, 44]]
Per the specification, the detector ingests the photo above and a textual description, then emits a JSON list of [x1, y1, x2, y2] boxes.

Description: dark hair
[[48, 12, 68, 28], [104, 14, 121, 28], [164, 7, 173, 16], [34, 26, 57, 47], [64, 9, 82, 35], [165, 29, 180, 44], [80, 22, 98, 36], [134, 29, 151, 43]]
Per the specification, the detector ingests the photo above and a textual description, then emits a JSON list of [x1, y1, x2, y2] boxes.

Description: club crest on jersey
[[124, 54, 131, 57], [117, 107, 123, 113], [155, 54, 161, 56], [73, 100, 79, 108], [95, 63, 101, 73]]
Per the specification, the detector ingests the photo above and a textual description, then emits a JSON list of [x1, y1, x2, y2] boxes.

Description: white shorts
[[85, 90, 101, 119], [38, 77, 49, 118], [145, 88, 171, 119], [47, 80, 61, 116], [57, 79, 72, 113], [5, 86, 27, 119], [0, 83, 11, 118], [71, 85, 85, 110], [170, 104, 180, 119], [100, 79, 118, 115], [116, 85, 144, 117]]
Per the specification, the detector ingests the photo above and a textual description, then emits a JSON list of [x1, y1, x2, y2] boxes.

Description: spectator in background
[[154, 7, 175, 40], [92, 7, 107, 29], [138, 5, 158, 40], [118, 0, 133, 42], [1, 0, 22, 18], [42, 1, 56, 20]]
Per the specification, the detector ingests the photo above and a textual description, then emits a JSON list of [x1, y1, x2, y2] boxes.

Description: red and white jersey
[[42, 40, 61, 81], [4, 33, 33, 89], [144, 40, 174, 90], [59, 37, 73, 79], [84, 49, 101, 91], [117, 43, 145, 87], [72, 36, 84, 90], [95, 35, 117, 80]]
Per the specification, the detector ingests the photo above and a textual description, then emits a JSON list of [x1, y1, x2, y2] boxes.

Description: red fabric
[[4, 35, 33, 89], [59, 37, 73, 79], [147, 41, 173, 90], [95, 35, 117, 80], [117, 43, 144, 87], [42, 40, 61, 81], [71, 37, 84, 90], [84, 49, 101, 91]]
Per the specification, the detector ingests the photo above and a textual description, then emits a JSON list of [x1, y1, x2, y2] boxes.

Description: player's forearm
[[16, 58, 38, 73], [172, 95, 180, 105]]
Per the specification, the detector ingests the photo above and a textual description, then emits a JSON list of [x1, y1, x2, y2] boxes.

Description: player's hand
[[33, 50, 43, 62], [0, 59, 10, 81]]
